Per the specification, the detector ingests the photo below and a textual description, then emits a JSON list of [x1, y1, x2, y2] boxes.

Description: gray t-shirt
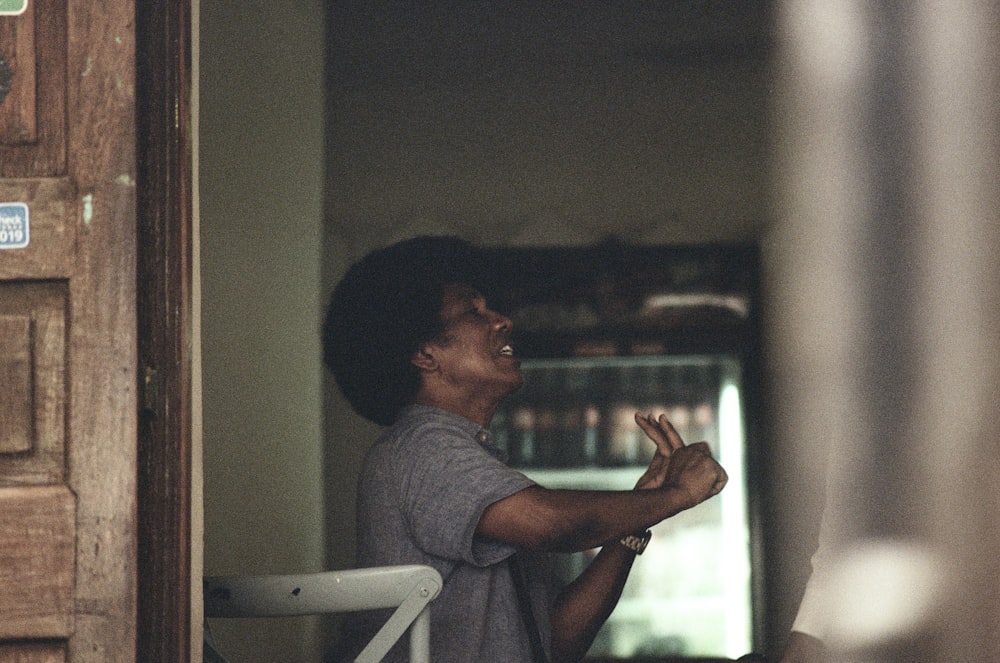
[[348, 404, 553, 663]]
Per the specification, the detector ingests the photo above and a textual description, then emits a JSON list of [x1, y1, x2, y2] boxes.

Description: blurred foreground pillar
[[767, 2, 1000, 661]]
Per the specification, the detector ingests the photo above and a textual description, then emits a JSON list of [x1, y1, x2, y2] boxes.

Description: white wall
[[766, 3, 1000, 660], [200, 1, 326, 661], [324, 3, 772, 254]]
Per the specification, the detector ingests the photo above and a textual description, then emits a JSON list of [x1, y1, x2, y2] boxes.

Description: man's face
[[427, 283, 523, 400]]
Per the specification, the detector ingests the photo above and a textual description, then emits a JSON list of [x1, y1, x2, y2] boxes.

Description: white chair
[[203, 564, 444, 663]]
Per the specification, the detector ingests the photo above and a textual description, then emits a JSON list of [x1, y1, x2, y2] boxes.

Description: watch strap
[[620, 530, 652, 555]]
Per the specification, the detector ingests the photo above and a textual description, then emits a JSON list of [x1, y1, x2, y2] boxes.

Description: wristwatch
[[619, 530, 652, 555]]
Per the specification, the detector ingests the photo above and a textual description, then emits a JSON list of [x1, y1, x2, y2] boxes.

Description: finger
[[634, 412, 672, 455], [704, 461, 728, 495], [712, 466, 729, 495], [633, 449, 669, 489], [656, 414, 686, 451]]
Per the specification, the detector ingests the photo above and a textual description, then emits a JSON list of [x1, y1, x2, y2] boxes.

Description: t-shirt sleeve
[[792, 447, 845, 639], [397, 422, 535, 567], [791, 546, 832, 637]]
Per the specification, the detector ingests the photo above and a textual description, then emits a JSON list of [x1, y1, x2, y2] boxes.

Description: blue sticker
[[0, 203, 29, 249]]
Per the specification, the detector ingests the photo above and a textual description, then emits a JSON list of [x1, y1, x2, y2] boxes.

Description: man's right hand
[[662, 440, 728, 509], [477, 412, 728, 552], [634, 413, 728, 509]]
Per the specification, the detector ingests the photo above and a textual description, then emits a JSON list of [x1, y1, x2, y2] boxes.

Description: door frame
[[136, 0, 195, 660]]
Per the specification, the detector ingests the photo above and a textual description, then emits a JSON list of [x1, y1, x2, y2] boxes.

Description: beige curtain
[[767, 2, 1000, 661]]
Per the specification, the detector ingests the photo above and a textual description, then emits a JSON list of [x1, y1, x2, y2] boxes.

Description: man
[[323, 236, 728, 662]]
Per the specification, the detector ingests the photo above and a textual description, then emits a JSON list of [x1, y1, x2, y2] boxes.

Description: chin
[[504, 373, 524, 395]]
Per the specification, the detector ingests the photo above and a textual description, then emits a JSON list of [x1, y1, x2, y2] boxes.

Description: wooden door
[[0, 1, 138, 661]]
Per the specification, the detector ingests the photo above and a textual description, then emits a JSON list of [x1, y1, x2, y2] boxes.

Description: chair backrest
[[204, 564, 443, 663]]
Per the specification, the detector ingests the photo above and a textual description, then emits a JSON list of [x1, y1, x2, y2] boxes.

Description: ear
[[410, 343, 438, 372]]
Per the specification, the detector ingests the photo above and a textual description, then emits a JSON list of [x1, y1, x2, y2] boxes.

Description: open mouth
[[499, 344, 514, 356]]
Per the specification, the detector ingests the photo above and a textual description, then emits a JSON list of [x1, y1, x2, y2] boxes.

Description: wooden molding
[[135, 0, 194, 660]]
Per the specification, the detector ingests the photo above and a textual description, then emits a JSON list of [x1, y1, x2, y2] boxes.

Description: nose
[[492, 310, 513, 332]]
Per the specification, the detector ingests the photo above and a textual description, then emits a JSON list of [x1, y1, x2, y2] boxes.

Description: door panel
[[0, 486, 74, 639], [0, 0, 76, 649], [0, 313, 33, 454], [0, 179, 76, 278], [0, 280, 66, 482], [0, 0, 36, 141], [0, 0, 137, 660], [0, 0, 66, 175], [0, 642, 66, 663]]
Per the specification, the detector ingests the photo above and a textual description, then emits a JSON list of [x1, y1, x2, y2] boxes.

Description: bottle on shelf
[[556, 364, 591, 467], [574, 363, 617, 468], [581, 403, 601, 467], [687, 363, 719, 454], [604, 366, 642, 466], [491, 407, 510, 459], [532, 367, 562, 467], [507, 368, 538, 467], [510, 405, 536, 467]]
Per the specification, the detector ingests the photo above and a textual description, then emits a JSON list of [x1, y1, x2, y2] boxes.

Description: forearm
[[550, 541, 637, 663], [478, 436, 726, 551], [479, 485, 694, 553]]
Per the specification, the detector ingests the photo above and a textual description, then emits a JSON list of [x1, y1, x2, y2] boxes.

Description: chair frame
[[204, 564, 443, 663]]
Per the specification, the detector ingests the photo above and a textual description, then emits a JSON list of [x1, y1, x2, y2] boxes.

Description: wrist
[[659, 483, 699, 515]]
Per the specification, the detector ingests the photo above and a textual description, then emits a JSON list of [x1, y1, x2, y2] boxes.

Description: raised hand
[[632, 413, 684, 490], [633, 413, 727, 508]]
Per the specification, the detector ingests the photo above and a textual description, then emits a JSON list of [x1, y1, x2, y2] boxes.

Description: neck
[[412, 389, 498, 429]]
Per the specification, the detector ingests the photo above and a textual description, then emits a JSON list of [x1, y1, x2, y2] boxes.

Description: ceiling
[[328, 1, 774, 91]]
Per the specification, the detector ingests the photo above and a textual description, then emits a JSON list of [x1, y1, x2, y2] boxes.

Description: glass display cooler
[[482, 241, 764, 661]]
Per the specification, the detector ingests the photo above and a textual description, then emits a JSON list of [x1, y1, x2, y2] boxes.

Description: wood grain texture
[[0, 178, 76, 280], [0, 281, 66, 486], [135, 0, 194, 660], [0, 486, 74, 639], [0, 0, 36, 141], [64, 0, 139, 660], [1, 0, 138, 660], [0, 0, 66, 177], [0, 314, 32, 454], [0, 642, 66, 663]]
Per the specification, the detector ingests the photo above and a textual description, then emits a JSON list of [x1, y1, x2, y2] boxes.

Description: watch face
[[621, 531, 651, 554]]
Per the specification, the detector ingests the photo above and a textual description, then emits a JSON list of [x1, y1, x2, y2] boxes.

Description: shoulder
[[389, 405, 481, 451], [363, 406, 476, 474]]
